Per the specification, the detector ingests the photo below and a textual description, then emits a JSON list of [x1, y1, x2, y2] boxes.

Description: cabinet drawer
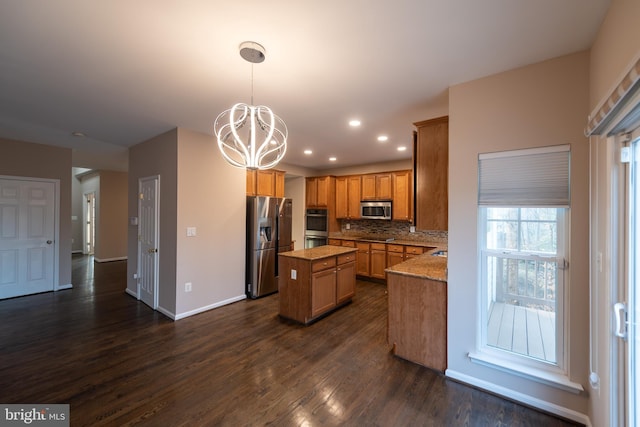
[[328, 239, 342, 246], [337, 253, 356, 265], [370, 243, 386, 251], [387, 244, 404, 253], [341, 240, 356, 248], [405, 246, 425, 255], [312, 257, 336, 272]]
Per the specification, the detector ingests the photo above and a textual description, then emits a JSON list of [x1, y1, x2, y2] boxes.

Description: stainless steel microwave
[[360, 201, 392, 220]]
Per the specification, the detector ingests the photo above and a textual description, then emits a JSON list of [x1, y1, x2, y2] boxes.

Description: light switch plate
[[291, 269, 297, 280], [187, 227, 196, 237]]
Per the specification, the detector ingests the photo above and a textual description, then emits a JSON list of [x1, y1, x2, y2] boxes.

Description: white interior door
[[138, 176, 159, 309], [0, 177, 56, 299]]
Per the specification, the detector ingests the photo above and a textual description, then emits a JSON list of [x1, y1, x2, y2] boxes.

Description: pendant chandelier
[[214, 41, 288, 170]]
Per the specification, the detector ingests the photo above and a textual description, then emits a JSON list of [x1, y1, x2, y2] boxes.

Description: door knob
[[46, 240, 52, 244]]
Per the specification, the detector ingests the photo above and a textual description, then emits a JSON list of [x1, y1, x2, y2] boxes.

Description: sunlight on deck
[[488, 302, 556, 363]]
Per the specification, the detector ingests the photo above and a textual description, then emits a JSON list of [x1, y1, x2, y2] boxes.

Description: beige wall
[[448, 51, 590, 420], [96, 170, 128, 261], [285, 176, 305, 250], [128, 129, 178, 314], [0, 137, 72, 287], [174, 128, 245, 317], [588, 1, 640, 425], [589, 0, 640, 110]]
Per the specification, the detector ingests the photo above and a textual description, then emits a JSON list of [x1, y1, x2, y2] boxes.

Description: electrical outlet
[[186, 227, 197, 237], [291, 269, 297, 280], [133, 273, 138, 279], [410, 226, 416, 233], [185, 282, 192, 292], [345, 223, 350, 230]]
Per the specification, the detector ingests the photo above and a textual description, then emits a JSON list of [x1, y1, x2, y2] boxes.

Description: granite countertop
[[279, 245, 358, 261], [385, 251, 447, 282]]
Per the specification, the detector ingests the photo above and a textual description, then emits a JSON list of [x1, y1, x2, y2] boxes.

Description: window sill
[[468, 352, 584, 394]]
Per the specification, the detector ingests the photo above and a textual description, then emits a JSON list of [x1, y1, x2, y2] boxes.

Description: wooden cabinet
[[414, 116, 448, 230], [311, 264, 337, 317], [336, 253, 356, 304], [404, 245, 425, 260], [370, 243, 387, 279], [386, 244, 406, 268], [335, 175, 361, 219], [279, 247, 357, 324], [355, 242, 370, 276], [328, 239, 342, 246], [306, 176, 334, 208], [246, 169, 285, 197], [362, 173, 392, 200], [392, 170, 412, 222], [387, 273, 447, 372]]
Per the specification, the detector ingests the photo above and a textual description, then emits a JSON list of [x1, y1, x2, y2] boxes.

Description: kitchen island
[[278, 245, 358, 325], [386, 251, 448, 372]]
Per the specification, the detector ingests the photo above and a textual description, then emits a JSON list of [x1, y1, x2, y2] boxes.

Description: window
[[476, 145, 570, 375], [480, 207, 566, 366]]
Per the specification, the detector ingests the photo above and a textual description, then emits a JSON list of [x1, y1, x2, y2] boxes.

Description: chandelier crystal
[[214, 42, 288, 170]]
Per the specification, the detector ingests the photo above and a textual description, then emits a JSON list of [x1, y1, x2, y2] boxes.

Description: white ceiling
[[0, 1, 611, 172]]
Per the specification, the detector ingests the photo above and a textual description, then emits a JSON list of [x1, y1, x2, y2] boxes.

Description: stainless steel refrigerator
[[246, 196, 292, 299]]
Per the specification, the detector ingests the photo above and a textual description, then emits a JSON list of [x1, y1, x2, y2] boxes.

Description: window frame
[[477, 206, 569, 376]]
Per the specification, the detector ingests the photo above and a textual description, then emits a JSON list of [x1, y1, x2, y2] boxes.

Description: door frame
[[137, 175, 160, 309], [83, 191, 96, 255], [0, 174, 61, 292]]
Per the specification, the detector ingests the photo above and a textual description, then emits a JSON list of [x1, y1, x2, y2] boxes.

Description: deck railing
[[485, 251, 559, 311]]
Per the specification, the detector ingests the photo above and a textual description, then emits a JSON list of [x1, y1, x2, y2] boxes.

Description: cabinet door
[[335, 177, 348, 218], [311, 268, 336, 317], [361, 175, 376, 200], [356, 242, 370, 276], [305, 177, 317, 207], [316, 176, 330, 207], [336, 261, 356, 304], [387, 251, 405, 268], [376, 173, 392, 199], [347, 176, 361, 218], [257, 170, 276, 196], [415, 117, 448, 230], [370, 244, 387, 279], [246, 170, 257, 195], [274, 170, 285, 198], [392, 170, 412, 221]]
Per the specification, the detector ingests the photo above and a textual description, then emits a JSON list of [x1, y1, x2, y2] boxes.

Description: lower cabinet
[[356, 242, 370, 276], [370, 243, 387, 279], [279, 249, 357, 324]]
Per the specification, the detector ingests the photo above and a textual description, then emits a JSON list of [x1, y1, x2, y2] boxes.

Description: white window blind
[[478, 145, 570, 207]]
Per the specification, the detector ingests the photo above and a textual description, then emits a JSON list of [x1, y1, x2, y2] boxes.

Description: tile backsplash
[[337, 219, 448, 243]]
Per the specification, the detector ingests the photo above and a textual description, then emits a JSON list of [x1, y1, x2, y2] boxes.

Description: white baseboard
[[157, 305, 176, 320], [125, 288, 138, 298], [445, 369, 592, 426], [94, 256, 128, 263], [72, 250, 83, 254], [56, 284, 73, 290], [174, 294, 247, 320]]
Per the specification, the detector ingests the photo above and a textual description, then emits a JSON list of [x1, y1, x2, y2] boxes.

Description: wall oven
[[304, 208, 328, 248]]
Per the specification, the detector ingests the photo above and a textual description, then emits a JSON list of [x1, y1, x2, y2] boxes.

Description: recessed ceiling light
[[304, 149, 312, 155], [377, 135, 388, 142], [329, 157, 337, 162], [72, 131, 86, 137], [348, 119, 361, 127], [397, 146, 407, 152]]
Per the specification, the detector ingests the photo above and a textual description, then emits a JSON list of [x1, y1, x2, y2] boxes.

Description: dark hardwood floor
[[0, 255, 582, 426]]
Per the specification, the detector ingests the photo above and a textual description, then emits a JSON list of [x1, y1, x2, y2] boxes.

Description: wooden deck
[[488, 302, 556, 363]]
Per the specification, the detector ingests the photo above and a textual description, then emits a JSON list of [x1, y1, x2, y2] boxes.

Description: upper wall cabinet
[[247, 169, 285, 198], [306, 176, 335, 208], [335, 175, 362, 219], [414, 116, 448, 230], [361, 173, 392, 200], [392, 170, 412, 222]]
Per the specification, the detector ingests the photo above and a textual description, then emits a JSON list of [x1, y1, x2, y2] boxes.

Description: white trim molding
[[446, 369, 591, 426], [174, 294, 247, 321]]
